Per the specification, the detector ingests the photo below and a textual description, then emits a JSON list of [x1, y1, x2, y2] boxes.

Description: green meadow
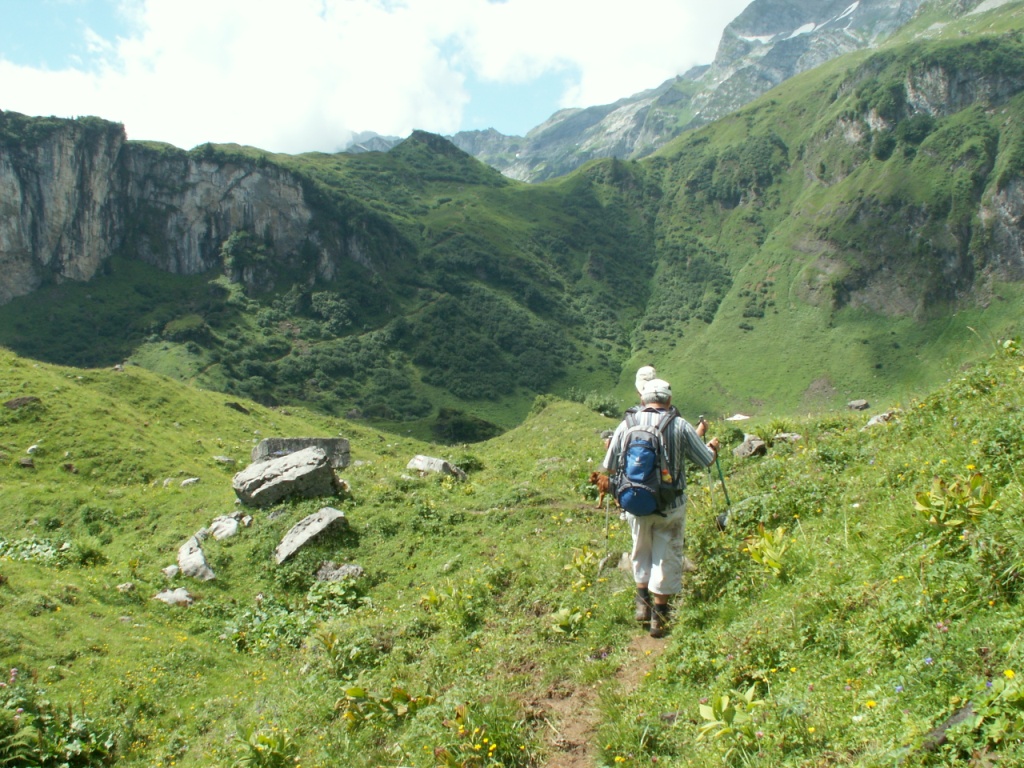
[[2, 337, 1024, 766]]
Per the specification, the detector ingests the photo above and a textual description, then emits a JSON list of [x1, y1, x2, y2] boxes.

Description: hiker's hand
[[707, 438, 720, 454], [696, 417, 708, 437]]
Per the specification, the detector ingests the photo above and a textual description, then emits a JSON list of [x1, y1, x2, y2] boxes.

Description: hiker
[[601, 378, 719, 638], [634, 365, 657, 398]]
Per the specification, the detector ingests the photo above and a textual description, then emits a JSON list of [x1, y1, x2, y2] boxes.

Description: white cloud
[[0, 0, 752, 153]]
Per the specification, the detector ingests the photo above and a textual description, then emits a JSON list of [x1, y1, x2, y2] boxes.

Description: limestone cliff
[[0, 111, 386, 305]]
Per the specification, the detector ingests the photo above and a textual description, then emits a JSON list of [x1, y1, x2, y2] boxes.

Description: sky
[[0, 0, 754, 154]]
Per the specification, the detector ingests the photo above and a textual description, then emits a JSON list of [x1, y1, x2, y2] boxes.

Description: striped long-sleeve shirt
[[601, 406, 715, 497]]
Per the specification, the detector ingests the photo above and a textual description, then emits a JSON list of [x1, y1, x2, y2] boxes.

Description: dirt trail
[[537, 633, 667, 767]]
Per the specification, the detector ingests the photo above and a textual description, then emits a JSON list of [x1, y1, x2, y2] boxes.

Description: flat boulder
[[275, 507, 348, 564], [251, 437, 350, 469], [232, 447, 343, 507]]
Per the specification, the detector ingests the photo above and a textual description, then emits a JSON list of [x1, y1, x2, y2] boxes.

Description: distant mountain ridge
[[350, 0, 992, 182]]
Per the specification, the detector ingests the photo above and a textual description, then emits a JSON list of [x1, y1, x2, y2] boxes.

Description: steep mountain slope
[[637, 6, 1024, 416], [448, 0, 976, 182]]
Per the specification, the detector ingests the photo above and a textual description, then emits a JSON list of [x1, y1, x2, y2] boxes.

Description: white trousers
[[627, 499, 686, 595]]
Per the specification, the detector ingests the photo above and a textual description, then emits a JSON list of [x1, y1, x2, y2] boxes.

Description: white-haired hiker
[[601, 378, 719, 638]]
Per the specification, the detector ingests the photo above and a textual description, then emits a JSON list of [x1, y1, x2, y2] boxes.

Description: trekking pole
[[604, 494, 610, 550], [714, 455, 733, 531]]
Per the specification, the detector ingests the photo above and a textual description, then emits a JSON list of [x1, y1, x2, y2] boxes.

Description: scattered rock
[[208, 516, 240, 541], [733, 434, 767, 458], [773, 432, 803, 443], [161, 565, 180, 579], [225, 401, 251, 415], [180, 477, 200, 488], [178, 535, 216, 581], [18, 457, 34, 469], [251, 437, 351, 469], [4, 396, 40, 410], [847, 399, 870, 411], [275, 507, 348, 564], [62, 463, 77, 473], [316, 561, 365, 582], [153, 588, 193, 607], [407, 455, 467, 480], [116, 582, 135, 593], [233, 447, 344, 507], [26, 445, 39, 454], [863, 410, 898, 429], [213, 455, 236, 465]]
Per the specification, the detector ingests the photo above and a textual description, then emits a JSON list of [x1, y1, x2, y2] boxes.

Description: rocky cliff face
[[0, 112, 385, 305], [119, 147, 314, 277], [0, 118, 124, 303]]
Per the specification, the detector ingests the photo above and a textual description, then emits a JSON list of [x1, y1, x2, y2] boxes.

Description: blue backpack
[[613, 409, 679, 516]]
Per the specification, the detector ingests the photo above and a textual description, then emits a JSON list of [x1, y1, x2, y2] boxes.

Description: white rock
[[208, 516, 240, 540], [153, 588, 193, 606], [177, 535, 215, 581]]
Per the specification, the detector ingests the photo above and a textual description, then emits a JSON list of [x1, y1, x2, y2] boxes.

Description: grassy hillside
[[3, 337, 1024, 766]]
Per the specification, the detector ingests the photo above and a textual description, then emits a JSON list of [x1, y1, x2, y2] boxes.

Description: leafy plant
[[946, 672, 1024, 757], [549, 607, 588, 638], [335, 686, 434, 730], [697, 684, 765, 756], [230, 724, 298, 768], [914, 472, 999, 546], [564, 545, 600, 592], [743, 524, 789, 576]]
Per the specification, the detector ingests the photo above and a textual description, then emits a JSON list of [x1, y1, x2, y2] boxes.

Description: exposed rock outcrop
[[232, 446, 344, 507]]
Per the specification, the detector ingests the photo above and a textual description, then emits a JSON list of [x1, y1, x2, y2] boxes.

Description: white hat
[[635, 365, 657, 395], [640, 378, 672, 404]]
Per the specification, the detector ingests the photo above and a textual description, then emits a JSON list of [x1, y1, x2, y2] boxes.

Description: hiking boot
[[634, 587, 652, 623], [650, 603, 671, 638]]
